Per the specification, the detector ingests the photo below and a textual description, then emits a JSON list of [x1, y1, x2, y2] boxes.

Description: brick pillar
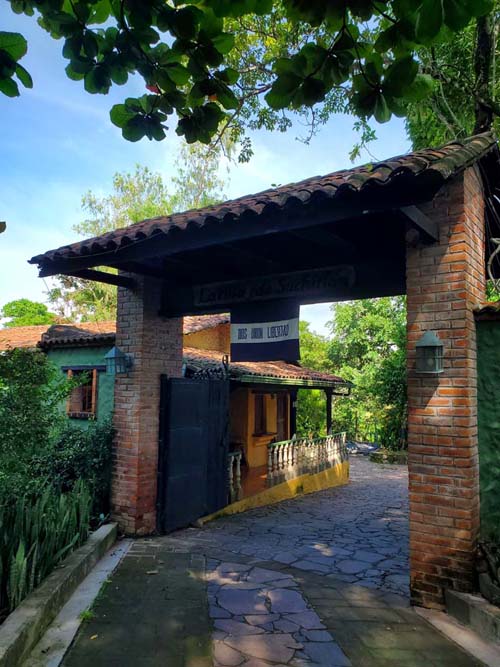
[[406, 167, 485, 608], [111, 276, 183, 535]]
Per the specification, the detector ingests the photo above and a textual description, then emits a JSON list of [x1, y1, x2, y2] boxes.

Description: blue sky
[[0, 9, 410, 335]]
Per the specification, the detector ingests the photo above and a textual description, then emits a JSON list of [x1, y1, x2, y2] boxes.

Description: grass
[[79, 609, 95, 622]]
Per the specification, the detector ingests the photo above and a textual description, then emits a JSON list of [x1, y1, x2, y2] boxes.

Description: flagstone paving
[[175, 456, 410, 598], [62, 458, 482, 666]]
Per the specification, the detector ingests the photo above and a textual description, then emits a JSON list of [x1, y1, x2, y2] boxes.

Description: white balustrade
[[266, 432, 347, 487]]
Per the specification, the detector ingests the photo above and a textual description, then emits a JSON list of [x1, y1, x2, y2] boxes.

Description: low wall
[[0, 524, 117, 667], [201, 461, 349, 522]]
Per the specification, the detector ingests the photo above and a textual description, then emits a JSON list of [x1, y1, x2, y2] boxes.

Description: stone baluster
[[235, 452, 242, 501], [267, 446, 274, 487], [273, 446, 280, 483]]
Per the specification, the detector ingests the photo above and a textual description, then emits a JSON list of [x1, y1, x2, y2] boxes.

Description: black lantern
[[415, 331, 444, 374], [104, 346, 132, 375]]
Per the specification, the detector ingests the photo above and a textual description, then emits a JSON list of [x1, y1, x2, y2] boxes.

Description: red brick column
[[111, 276, 183, 535], [406, 167, 485, 608]]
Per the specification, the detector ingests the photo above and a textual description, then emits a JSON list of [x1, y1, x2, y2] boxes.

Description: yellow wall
[[230, 389, 290, 468], [183, 323, 230, 353], [200, 460, 349, 522]]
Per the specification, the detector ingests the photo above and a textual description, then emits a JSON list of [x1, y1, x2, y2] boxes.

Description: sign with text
[[194, 265, 355, 308], [231, 301, 300, 362]]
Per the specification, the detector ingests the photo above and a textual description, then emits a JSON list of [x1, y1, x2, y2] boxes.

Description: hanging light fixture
[[415, 331, 444, 374], [104, 346, 133, 375]]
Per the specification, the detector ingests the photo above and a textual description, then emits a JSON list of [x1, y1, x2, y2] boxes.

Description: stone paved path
[[178, 456, 410, 598], [62, 458, 482, 666], [158, 457, 480, 666]]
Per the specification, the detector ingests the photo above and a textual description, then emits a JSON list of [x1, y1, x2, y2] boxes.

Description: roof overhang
[[28, 133, 500, 316]]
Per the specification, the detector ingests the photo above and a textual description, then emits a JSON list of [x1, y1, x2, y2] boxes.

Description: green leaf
[[0, 77, 20, 97], [466, 0, 494, 16], [443, 0, 469, 31], [110, 104, 135, 128], [383, 56, 418, 97], [110, 66, 128, 85], [0, 32, 27, 60], [170, 7, 201, 40], [217, 67, 238, 85], [84, 65, 111, 94], [212, 32, 235, 54], [265, 72, 302, 109], [293, 77, 326, 107], [415, 0, 444, 43], [403, 73, 435, 101], [164, 62, 190, 86], [83, 32, 98, 59], [62, 36, 83, 60], [15, 63, 32, 88], [122, 116, 147, 142], [89, 0, 112, 24], [373, 93, 391, 123]]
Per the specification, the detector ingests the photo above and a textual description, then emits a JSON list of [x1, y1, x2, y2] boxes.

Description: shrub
[[32, 420, 114, 518], [0, 349, 70, 471]]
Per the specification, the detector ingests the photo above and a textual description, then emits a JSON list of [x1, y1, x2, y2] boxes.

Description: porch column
[[406, 167, 485, 608], [290, 390, 297, 436], [111, 275, 183, 535], [325, 389, 333, 434]]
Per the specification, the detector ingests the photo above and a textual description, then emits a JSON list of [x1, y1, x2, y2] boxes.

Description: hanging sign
[[231, 300, 300, 362], [194, 265, 355, 308]]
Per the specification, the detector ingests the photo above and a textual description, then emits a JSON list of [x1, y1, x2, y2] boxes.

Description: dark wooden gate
[[157, 376, 229, 533]]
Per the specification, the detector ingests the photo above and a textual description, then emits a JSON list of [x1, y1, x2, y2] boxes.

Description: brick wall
[[111, 276, 183, 535], [406, 166, 485, 608]]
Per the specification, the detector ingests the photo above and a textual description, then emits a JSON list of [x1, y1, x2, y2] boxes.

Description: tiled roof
[[1, 314, 230, 351], [183, 313, 229, 333], [29, 132, 498, 267], [183, 347, 348, 387], [0, 324, 54, 351]]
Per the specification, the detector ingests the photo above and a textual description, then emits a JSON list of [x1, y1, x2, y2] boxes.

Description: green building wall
[[477, 320, 500, 539], [47, 345, 115, 428]]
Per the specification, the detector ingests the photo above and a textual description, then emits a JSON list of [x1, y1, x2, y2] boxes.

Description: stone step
[[445, 589, 500, 644]]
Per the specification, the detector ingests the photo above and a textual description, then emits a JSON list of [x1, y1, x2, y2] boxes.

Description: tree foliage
[[0, 349, 70, 473], [327, 296, 407, 448], [406, 5, 500, 149], [296, 321, 333, 436], [1, 298, 57, 327], [47, 144, 226, 321], [3, 1, 493, 156]]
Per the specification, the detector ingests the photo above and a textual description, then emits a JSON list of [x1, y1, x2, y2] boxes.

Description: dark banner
[[231, 300, 300, 362]]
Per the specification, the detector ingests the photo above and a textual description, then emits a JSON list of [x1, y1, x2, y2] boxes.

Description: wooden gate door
[[157, 376, 229, 533]]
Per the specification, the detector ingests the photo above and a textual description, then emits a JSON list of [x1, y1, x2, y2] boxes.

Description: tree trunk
[[474, 13, 494, 133]]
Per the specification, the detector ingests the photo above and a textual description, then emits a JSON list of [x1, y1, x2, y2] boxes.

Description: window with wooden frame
[[66, 368, 98, 419], [254, 393, 267, 436]]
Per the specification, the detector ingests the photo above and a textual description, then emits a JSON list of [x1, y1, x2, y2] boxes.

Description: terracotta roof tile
[[30, 132, 498, 267], [183, 346, 348, 386], [0, 325, 53, 351], [0, 314, 230, 351]]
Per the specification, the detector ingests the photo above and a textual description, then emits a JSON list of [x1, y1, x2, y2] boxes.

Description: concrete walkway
[[62, 459, 482, 667]]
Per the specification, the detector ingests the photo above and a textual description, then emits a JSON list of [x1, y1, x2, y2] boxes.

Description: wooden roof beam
[[401, 205, 438, 243], [61, 269, 137, 289]]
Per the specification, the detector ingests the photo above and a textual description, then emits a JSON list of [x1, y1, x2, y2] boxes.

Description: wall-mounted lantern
[[415, 331, 444, 374], [104, 346, 133, 375]]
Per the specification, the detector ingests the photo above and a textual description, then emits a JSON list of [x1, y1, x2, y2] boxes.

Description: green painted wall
[[477, 320, 500, 539], [47, 346, 114, 428]]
